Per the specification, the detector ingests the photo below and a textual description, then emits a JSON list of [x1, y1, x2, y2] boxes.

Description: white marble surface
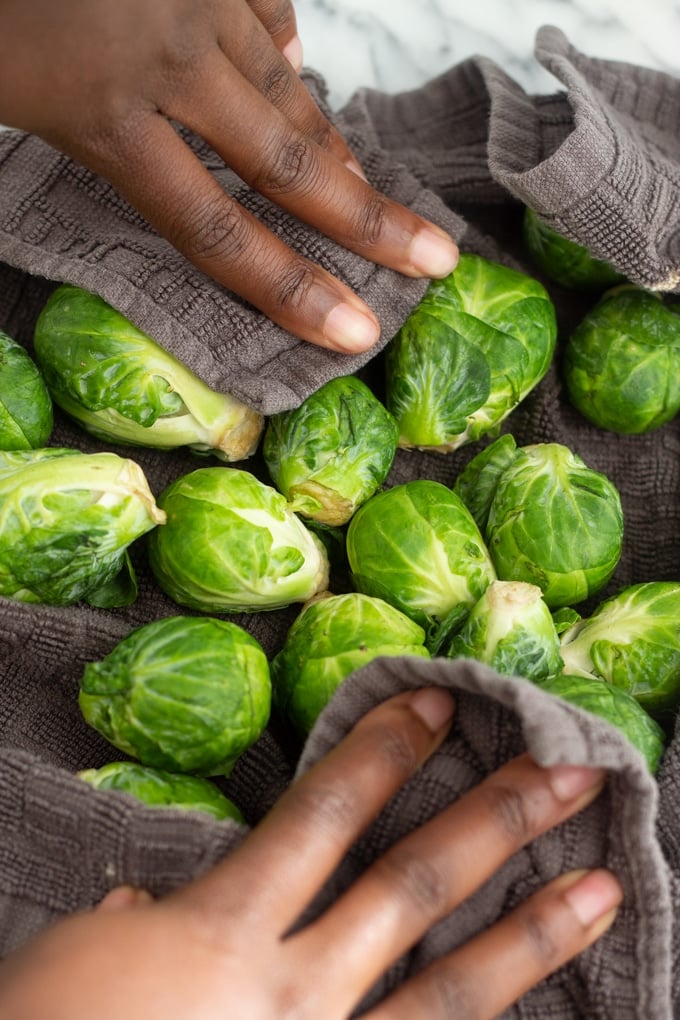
[[294, 0, 680, 109]]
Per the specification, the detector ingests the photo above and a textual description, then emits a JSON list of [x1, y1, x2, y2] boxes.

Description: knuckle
[[521, 906, 561, 965], [375, 848, 450, 917], [250, 0, 295, 38], [173, 194, 249, 265], [306, 119, 334, 153], [286, 780, 358, 844], [275, 979, 311, 1020], [482, 782, 534, 848], [368, 719, 419, 779], [77, 111, 143, 170], [254, 135, 321, 195], [259, 62, 295, 106], [411, 964, 478, 1020], [352, 195, 388, 247], [271, 259, 317, 312], [182, 897, 235, 952]]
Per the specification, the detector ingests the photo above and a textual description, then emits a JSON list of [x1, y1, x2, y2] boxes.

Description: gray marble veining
[[294, 0, 680, 108]]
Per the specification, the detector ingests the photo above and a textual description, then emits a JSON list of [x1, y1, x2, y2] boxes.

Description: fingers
[[97, 114, 381, 352], [96, 887, 154, 912], [0, 0, 458, 348], [30, 0, 457, 349], [364, 869, 623, 1020], [247, 0, 303, 71], [177, 688, 455, 929], [170, 53, 458, 282], [220, 1, 362, 174], [296, 754, 607, 1005]]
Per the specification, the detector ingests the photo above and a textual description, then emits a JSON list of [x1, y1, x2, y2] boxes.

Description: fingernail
[[409, 687, 455, 734], [345, 156, 368, 182], [323, 303, 380, 352], [283, 34, 304, 73], [409, 229, 459, 277], [547, 764, 606, 802], [97, 886, 152, 911], [564, 869, 623, 927]]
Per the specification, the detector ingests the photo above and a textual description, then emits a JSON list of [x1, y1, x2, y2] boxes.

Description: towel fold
[[0, 26, 678, 1018]]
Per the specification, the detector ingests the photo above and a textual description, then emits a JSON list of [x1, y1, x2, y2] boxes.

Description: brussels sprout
[[452, 432, 518, 534], [522, 207, 624, 290], [563, 288, 680, 434], [271, 592, 430, 734], [538, 673, 666, 774], [447, 580, 563, 681], [79, 761, 244, 822], [551, 607, 582, 636], [79, 616, 271, 776], [33, 284, 263, 461], [148, 467, 330, 613], [0, 448, 165, 607], [559, 581, 680, 719], [0, 330, 53, 449], [263, 376, 399, 526], [385, 253, 556, 451], [346, 479, 496, 648], [455, 438, 623, 608]]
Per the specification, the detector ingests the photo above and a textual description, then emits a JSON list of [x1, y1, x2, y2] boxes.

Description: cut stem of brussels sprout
[[148, 467, 330, 613], [33, 284, 264, 461], [263, 376, 399, 526], [447, 580, 563, 680]]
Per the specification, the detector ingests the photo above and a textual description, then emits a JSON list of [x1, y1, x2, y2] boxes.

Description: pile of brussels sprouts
[[1, 226, 679, 818]]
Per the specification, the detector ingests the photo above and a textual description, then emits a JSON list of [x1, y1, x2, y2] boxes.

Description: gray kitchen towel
[[0, 24, 678, 1019]]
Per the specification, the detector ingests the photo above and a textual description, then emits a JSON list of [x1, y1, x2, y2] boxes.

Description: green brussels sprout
[[538, 673, 666, 774], [79, 616, 271, 776], [0, 448, 165, 607], [522, 207, 624, 290], [33, 284, 263, 461], [447, 580, 563, 681], [455, 438, 623, 608], [563, 288, 680, 434], [148, 467, 330, 613], [79, 761, 244, 822], [551, 607, 582, 636], [263, 376, 399, 526], [346, 479, 496, 648], [0, 330, 53, 449], [559, 581, 680, 719], [271, 592, 430, 735], [452, 432, 519, 534], [385, 252, 556, 451]]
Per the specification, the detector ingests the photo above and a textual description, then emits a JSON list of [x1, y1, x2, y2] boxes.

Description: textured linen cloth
[[0, 25, 678, 1018]]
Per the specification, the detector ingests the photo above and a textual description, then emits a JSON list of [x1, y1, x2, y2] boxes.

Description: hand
[[0, 688, 621, 1019], [0, 0, 458, 351]]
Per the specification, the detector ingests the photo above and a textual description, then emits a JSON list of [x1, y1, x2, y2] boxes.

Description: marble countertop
[[294, 0, 680, 109]]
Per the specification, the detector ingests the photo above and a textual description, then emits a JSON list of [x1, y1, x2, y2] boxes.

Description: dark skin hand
[[0, 0, 459, 350], [0, 689, 622, 1019]]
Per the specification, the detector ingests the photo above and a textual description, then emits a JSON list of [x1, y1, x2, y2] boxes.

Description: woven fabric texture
[[0, 26, 678, 1018]]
